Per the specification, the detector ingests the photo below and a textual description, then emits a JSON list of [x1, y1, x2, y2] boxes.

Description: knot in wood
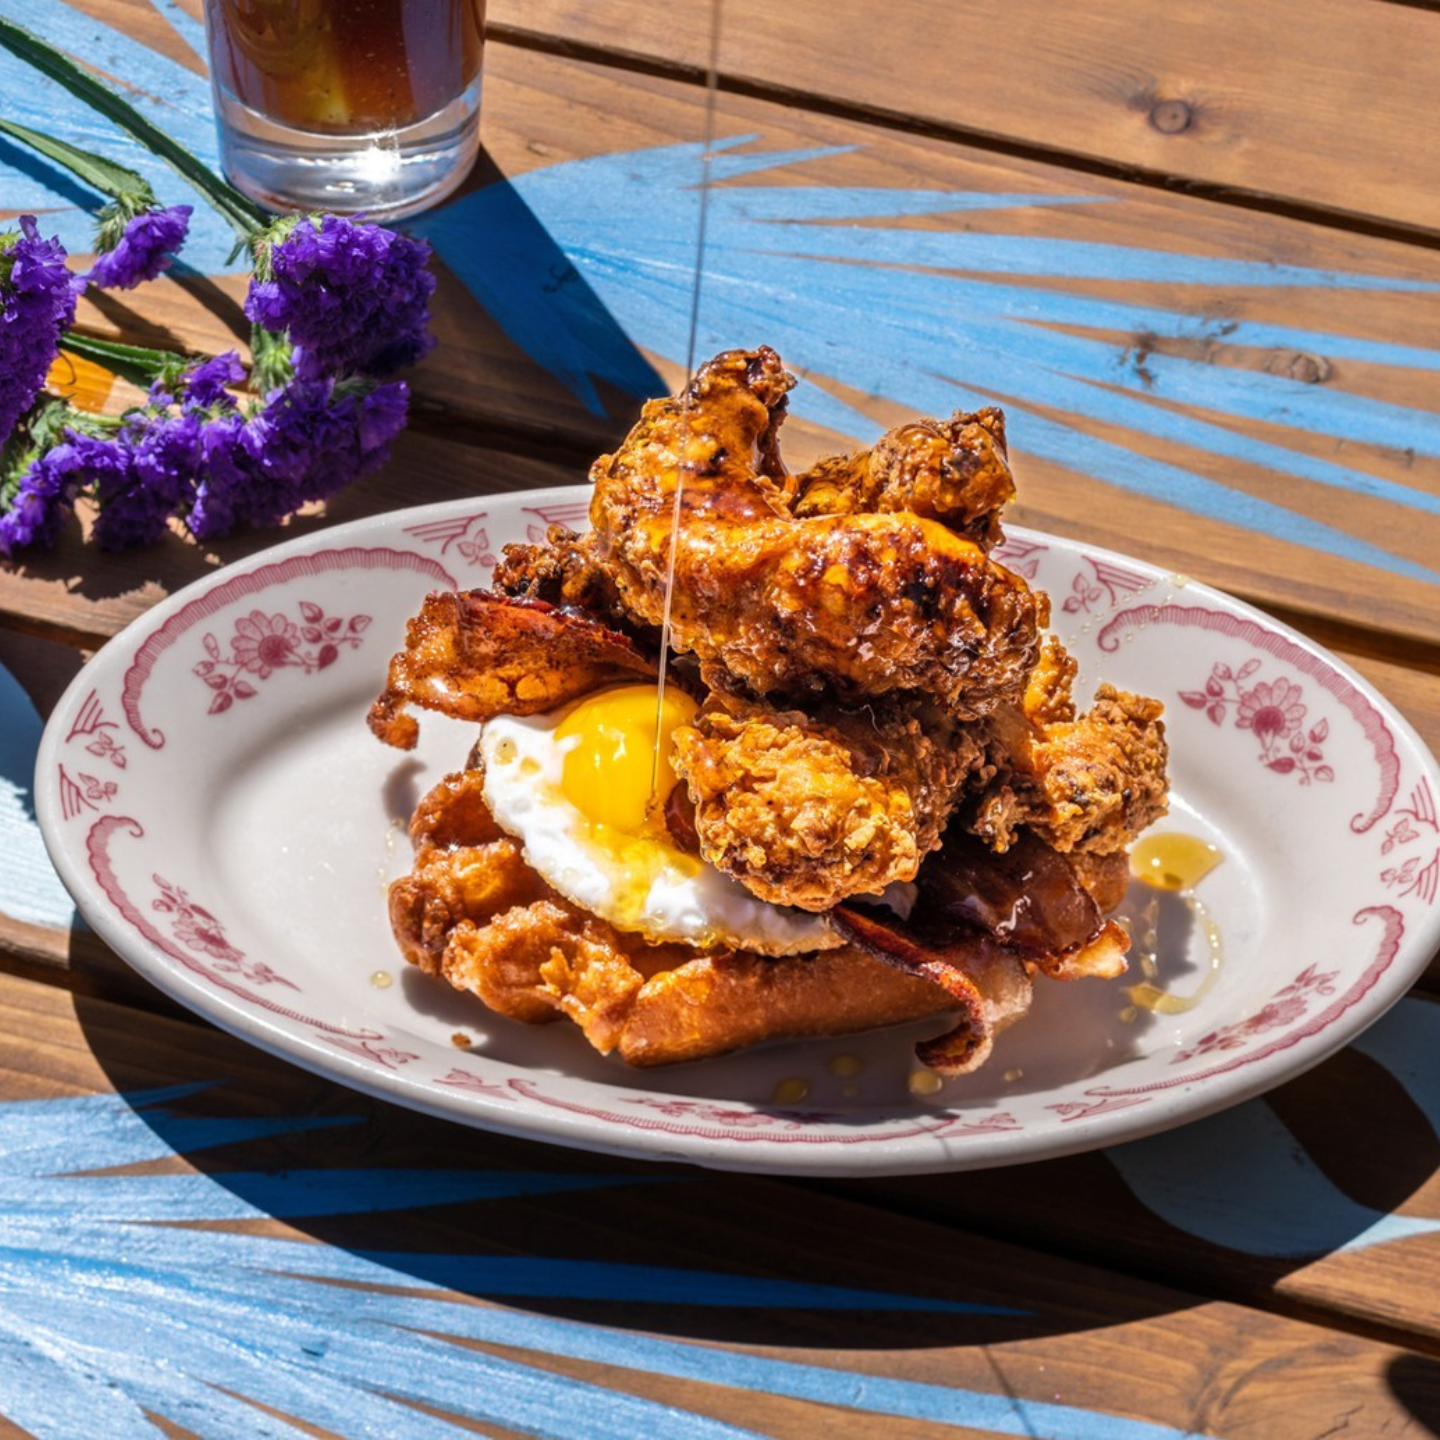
[[1285, 352, 1331, 385], [1148, 98, 1193, 135]]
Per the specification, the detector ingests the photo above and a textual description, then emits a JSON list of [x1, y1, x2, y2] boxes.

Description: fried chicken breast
[[584, 347, 1041, 717]]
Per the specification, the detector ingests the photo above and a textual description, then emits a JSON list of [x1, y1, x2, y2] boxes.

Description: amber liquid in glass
[[206, 0, 485, 134]]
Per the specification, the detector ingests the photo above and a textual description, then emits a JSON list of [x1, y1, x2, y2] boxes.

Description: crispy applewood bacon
[[833, 830, 1127, 1072], [368, 591, 657, 750]]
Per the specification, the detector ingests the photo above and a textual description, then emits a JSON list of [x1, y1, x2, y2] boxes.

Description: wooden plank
[[489, 0, 1440, 236], [0, 432, 581, 648], [16, 33, 1440, 652], [831, 992, 1440, 1356], [5, 965, 1440, 1437]]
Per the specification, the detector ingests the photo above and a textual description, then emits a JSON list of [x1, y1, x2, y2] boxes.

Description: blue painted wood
[[7, 2, 1440, 592], [0, 657, 75, 930], [1107, 996, 1440, 1259], [0, 1088, 1197, 1439]]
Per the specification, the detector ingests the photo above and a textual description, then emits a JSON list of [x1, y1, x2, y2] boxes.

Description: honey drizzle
[[651, 0, 726, 800], [1123, 833, 1225, 1017]]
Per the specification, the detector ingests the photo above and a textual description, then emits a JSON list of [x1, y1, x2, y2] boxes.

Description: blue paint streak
[[10, 5, 1440, 585], [0, 0, 235, 273], [0, 1169, 628, 1221], [1350, 995, 1440, 1142], [540, 210, 1440, 577], [304, 1250, 1025, 1314], [429, 141, 1440, 582], [0, 660, 75, 928], [0, 1088, 1194, 1438], [1108, 1100, 1440, 1259], [411, 184, 664, 415]]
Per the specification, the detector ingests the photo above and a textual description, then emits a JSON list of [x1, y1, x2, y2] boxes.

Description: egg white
[[477, 711, 840, 956]]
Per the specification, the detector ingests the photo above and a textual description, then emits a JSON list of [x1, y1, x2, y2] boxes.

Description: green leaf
[[58, 332, 191, 391], [0, 15, 268, 246], [0, 117, 153, 205]]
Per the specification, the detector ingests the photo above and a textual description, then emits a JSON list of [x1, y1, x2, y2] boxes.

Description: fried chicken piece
[[970, 638, 1169, 854], [793, 408, 1015, 549], [490, 524, 636, 630], [585, 346, 1039, 716], [368, 590, 656, 749], [672, 696, 990, 911]]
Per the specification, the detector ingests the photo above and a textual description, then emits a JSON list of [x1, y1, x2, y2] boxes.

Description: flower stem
[[0, 117, 152, 204], [58, 333, 196, 391], [0, 16, 269, 248]]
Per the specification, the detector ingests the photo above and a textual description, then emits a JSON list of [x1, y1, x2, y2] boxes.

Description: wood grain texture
[[25, 36, 1440, 652], [490, 0, 1440, 234], [5, 965, 1440, 1437]]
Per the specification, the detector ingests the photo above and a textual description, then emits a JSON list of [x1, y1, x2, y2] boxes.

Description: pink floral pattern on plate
[[1060, 555, 1152, 615], [195, 604, 371, 713], [152, 875, 297, 988], [1180, 659, 1334, 783], [1175, 964, 1340, 1062], [402, 511, 496, 567]]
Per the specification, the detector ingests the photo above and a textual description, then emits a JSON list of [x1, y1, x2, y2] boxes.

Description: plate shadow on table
[[1386, 1355, 1440, 1433], [73, 985, 1212, 1352], [818, 1038, 1440, 1324]]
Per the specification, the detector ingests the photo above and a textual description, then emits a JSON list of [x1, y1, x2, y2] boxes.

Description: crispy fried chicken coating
[[672, 696, 990, 911], [971, 638, 1169, 855], [793, 407, 1015, 549], [585, 347, 1040, 716], [490, 523, 635, 628]]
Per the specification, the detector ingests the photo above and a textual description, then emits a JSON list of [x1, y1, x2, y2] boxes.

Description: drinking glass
[[202, 0, 486, 220]]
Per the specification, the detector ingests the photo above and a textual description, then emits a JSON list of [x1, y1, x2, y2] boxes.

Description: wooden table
[[5, 2, 1440, 1434]]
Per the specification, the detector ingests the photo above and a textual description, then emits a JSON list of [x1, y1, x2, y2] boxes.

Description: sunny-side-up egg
[[476, 683, 839, 956]]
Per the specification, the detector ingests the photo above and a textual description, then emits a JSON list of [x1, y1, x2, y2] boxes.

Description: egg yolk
[[555, 684, 699, 836]]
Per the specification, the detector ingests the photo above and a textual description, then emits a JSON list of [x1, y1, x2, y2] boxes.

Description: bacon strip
[[831, 828, 1127, 1074], [368, 591, 657, 749]]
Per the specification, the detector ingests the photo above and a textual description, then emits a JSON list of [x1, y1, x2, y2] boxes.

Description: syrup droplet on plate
[[1128, 832, 1222, 891], [1123, 833, 1225, 1016]]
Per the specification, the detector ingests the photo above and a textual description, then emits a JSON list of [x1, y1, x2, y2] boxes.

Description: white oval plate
[[36, 488, 1440, 1175]]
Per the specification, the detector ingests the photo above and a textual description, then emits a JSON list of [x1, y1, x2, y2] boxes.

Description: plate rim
[[35, 488, 1440, 1176]]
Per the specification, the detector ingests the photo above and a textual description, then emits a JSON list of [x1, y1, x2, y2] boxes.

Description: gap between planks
[[483, 24, 1440, 255]]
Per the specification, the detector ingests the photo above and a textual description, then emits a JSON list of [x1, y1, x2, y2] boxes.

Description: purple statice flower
[[252, 377, 410, 509], [91, 410, 203, 550], [187, 412, 251, 541], [0, 431, 120, 557], [86, 204, 192, 292], [245, 215, 435, 382], [186, 377, 409, 540], [0, 217, 79, 443], [182, 350, 246, 410]]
